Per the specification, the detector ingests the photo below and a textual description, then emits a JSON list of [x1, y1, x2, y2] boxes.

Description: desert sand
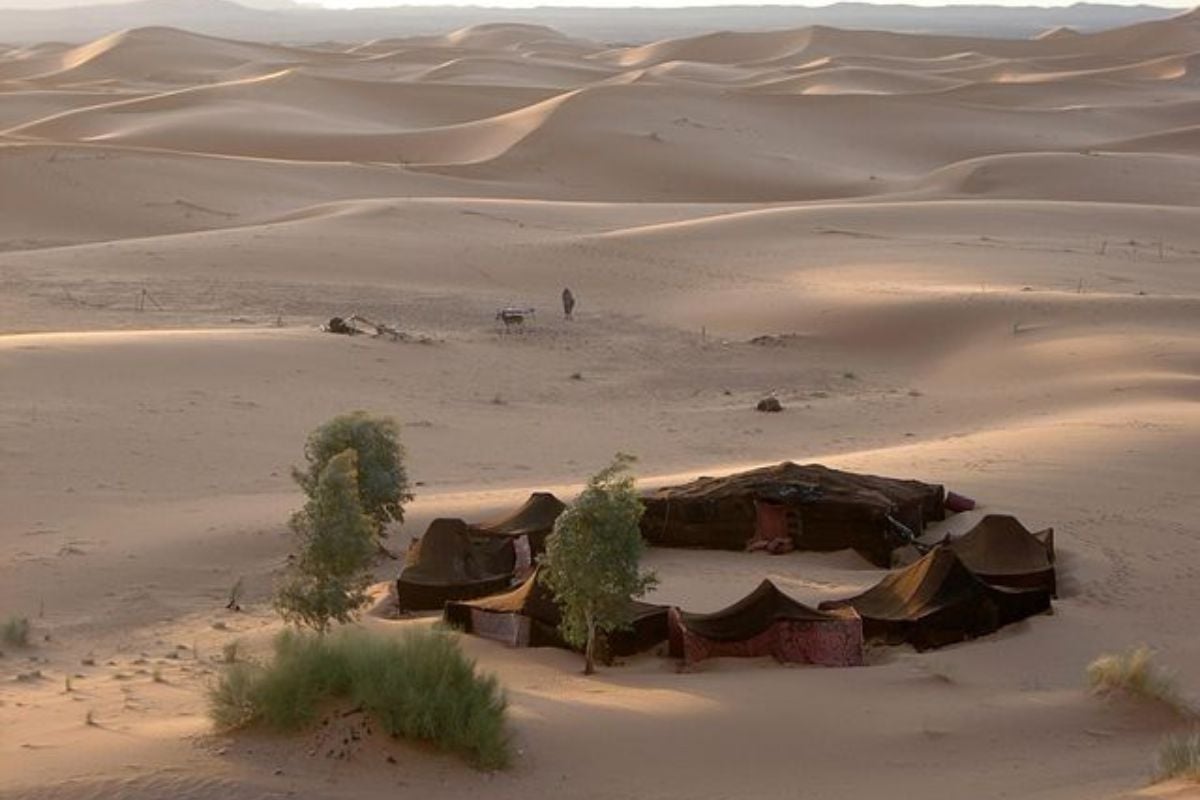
[[2, 10, 1200, 800]]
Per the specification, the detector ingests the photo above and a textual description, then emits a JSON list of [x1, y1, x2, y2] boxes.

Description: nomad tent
[[819, 546, 1052, 650], [668, 580, 864, 667], [396, 518, 514, 611], [946, 514, 1057, 595], [468, 492, 567, 575], [641, 462, 946, 566], [444, 569, 670, 658]]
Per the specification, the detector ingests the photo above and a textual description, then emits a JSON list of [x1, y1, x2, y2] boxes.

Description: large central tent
[[641, 462, 946, 566]]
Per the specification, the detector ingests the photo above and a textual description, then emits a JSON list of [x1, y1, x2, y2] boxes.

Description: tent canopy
[[947, 514, 1056, 594], [675, 579, 845, 642], [468, 492, 567, 554], [444, 568, 669, 658], [444, 567, 561, 626], [820, 546, 1051, 650], [396, 518, 514, 611], [669, 580, 864, 667]]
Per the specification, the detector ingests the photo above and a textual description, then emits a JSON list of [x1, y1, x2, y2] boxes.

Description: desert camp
[[414, 462, 1057, 664]]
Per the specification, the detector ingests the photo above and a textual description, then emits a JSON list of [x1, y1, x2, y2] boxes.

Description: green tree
[[276, 449, 376, 633], [292, 412, 413, 538], [539, 454, 658, 675]]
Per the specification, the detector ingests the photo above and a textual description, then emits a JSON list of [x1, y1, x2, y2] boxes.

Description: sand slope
[[3, 13, 1200, 800]]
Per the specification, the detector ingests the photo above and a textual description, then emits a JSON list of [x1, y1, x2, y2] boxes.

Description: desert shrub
[[1, 616, 31, 648], [276, 449, 376, 633], [1087, 645, 1190, 715], [208, 658, 261, 730], [540, 453, 657, 674], [209, 628, 509, 769], [221, 640, 242, 664], [1157, 729, 1200, 781], [292, 412, 413, 536]]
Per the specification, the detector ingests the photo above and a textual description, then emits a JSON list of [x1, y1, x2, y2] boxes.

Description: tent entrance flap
[[753, 500, 795, 545]]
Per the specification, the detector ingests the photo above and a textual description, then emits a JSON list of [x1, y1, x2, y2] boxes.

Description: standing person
[[562, 287, 576, 320]]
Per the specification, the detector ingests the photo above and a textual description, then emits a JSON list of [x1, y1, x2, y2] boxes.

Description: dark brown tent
[[641, 462, 946, 566], [668, 580, 864, 667], [819, 546, 1051, 650], [468, 492, 567, 556], [947, 514, 1056, 595], [444, 568, 669, 658], [396, 518, 514, 611]]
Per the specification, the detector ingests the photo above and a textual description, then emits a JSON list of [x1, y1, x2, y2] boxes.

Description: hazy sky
[[319, 0, 1198, 5], [0, 0, 1193, 8]]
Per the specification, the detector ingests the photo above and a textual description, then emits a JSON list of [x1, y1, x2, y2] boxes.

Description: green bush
[[209, 628, 510, 769], [1087, 645, 1190, 716], [540, 453, 657, 674], [276, 449, 376, 633], [292, 412, 413, 537], [1, 616, 31, 648], [1157, 729, 1200, 781]]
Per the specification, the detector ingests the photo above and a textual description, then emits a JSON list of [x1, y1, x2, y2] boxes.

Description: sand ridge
[[2, 10, 1200, 800]]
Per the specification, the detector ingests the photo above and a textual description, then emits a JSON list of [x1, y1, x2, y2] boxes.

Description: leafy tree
[[292, 412, 413, 538], [539, 454, 658, 674], [276, 449, 376, 633]]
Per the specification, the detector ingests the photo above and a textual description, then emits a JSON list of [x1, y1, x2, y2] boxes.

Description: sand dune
[[914, 151, 1200, 205], [3, 11, 1200, 800], [0, 142, 514, 249], [1107, 124, 1200, 155], [413, 55, 617, 87], [7, 69, 562, 159], [0, 88, 147, 129], [29, 26, 337, 86], [744, 64, 965, 94], [420, 87, 1199, 199]]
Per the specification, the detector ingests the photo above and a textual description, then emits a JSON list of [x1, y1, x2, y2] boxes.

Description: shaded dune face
[[4, 13, 1200, 800]]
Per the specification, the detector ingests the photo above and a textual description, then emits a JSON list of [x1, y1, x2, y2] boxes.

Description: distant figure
[[562, 287, 576, 320]]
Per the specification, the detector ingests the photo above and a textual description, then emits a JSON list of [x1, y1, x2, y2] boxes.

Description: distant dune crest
[[0, 0, 1194, 44]]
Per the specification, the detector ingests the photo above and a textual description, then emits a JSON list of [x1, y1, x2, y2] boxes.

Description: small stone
[[755, 397, 783, 413]]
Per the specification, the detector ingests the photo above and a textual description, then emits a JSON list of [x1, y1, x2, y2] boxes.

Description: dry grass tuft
[[1156, 729, 1200, 782], [2, 616, 31, 648], [1087, 646, 1192, 717]]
